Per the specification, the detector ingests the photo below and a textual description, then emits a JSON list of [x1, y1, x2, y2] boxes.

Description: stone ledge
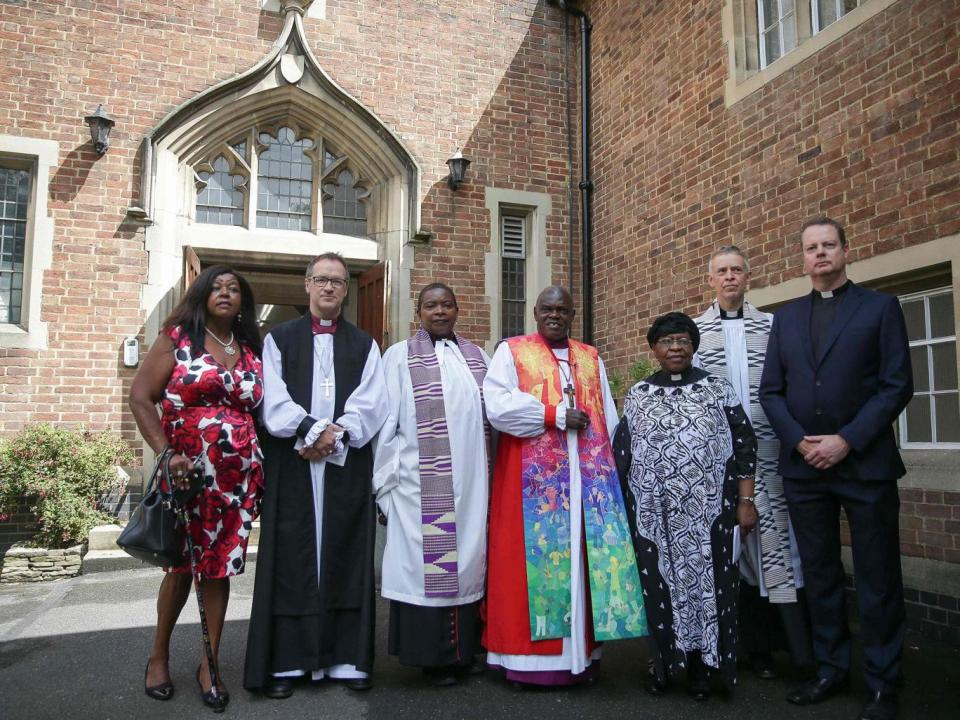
[[83, 522, 261, 574], [1, 543, 84, 583]]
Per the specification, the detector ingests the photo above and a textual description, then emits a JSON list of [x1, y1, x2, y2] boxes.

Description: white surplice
[[261, 328, 388, 680], [708, 318, 804, 596], [373, 338, 491, 606], [482, 342, 618, 675]]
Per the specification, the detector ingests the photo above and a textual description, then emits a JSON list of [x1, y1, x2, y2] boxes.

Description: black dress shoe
[[144, 662, 174, 701], [859, 690, 898, 720], [196, 668, 228, 713], [749, 652, 778, 679], [345, 677, 372, 691], [786, 675, 849, 705], [425, 667, 458, 687], [263, 677, 295, 699]]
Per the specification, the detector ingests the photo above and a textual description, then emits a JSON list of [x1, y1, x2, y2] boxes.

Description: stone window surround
[[0, 135, 56, 350], [483, 188, 553, 355], [749, 234, 960, 490], [722, 0, 902, 107]]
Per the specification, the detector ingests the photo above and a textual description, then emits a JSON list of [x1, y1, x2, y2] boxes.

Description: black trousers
[[738, 582, 813, 666], [783, 476, 905, 692]]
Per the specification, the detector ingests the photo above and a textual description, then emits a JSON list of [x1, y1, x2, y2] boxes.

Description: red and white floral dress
[[160, 326, 264, 579]]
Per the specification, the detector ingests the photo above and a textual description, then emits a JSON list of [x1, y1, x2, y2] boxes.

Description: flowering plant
[[0, 424, 133, 547]]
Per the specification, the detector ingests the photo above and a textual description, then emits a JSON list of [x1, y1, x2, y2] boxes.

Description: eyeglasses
[[655, 337, 693, 349], [308, 276, 347, 289]]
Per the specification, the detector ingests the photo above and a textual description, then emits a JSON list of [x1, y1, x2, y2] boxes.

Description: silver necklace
[[206, 327, 237, 355]]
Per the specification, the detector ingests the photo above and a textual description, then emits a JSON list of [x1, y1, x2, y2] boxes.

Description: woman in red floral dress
[[130, 265, 263, 712]]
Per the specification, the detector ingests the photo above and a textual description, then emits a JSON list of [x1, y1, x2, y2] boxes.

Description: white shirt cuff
[[301, 418, 330, 447], [555, 404, 568, 431]]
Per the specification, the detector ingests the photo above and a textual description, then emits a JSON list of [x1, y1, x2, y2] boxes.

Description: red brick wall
[[0, 1, 574, 443], [586, 0, 960, 565], [587, 0, 959, 371]]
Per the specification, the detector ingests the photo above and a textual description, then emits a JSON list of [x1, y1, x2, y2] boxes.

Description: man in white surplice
[[244, 252, 388, 698], [693, 245, 811, 679], [373, 283, 491, 686]]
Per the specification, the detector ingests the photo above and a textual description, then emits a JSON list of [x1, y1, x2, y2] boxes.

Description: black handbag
[[116, 448, 202, 567]]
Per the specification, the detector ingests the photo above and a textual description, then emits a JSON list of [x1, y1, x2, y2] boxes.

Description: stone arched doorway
[[135, 1, 419, 349]]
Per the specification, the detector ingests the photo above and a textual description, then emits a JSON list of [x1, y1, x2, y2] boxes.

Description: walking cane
[[174, 482, 225, 713]]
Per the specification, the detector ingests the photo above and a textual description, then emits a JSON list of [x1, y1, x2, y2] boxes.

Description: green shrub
[[0, 424, 133, 548], [628, 358, 656, 383]]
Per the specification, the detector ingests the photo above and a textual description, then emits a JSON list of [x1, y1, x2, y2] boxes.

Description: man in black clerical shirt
[[759, 218, 913, 720]]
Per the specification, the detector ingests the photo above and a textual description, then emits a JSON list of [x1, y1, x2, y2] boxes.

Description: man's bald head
[[534, 286, 575, 343], [535, 285, 574, 311]]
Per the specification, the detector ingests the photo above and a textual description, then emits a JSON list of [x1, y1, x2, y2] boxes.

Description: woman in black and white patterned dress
[[613, 312, 757, 701]]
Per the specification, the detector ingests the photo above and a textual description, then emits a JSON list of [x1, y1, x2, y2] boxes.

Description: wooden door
[[182, 246, 201, 293], [357, 262, 388, 349]]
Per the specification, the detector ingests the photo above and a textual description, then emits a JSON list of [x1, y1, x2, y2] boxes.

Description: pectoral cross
[[564, 384, 576, 409], [321, 376, 334, 399]]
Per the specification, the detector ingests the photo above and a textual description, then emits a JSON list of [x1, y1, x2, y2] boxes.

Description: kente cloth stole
[[507, 335, 647, 642], [407, 328, 490, 598]]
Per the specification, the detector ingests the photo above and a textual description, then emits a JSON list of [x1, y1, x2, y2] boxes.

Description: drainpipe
[[548, 0, 594, 344]]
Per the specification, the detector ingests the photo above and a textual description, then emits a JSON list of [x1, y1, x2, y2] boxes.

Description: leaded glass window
[[0, 166, 29, 325], [322, 168, 367, 238], [257, 127, 314, 231], [192, 127, 375, 236], [196, 156, 245, 226]]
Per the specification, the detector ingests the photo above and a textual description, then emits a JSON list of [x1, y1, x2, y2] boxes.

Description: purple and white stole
[[407, 328, 490, 598]]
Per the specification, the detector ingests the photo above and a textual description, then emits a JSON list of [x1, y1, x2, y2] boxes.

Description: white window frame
[[0, 135, 57, 350], [899, 287, 960, 450], [757, 0, 798, 69], [811, 0, 864, 34]]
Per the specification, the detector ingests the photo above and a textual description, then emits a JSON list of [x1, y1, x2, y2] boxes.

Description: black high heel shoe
[[144, 661, 174, 701], [196, 666, 228, 713]]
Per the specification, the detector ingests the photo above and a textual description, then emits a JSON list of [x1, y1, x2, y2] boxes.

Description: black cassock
[[244, 315, 380, 690]]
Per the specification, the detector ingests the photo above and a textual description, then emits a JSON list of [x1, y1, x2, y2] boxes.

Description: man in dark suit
[[759, 218, 913, 720]]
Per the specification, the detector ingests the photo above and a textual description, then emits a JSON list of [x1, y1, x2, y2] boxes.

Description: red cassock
[[483, 432, 598, 656]]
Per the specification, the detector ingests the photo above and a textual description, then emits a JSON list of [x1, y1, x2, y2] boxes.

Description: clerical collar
[[650, 366, 702, 386], [538, 332, 569, 350], [429, 333, 456, 345], [814, 280, 852, 300], [719, 306, 744, 320], [311, 315, 338, 335]]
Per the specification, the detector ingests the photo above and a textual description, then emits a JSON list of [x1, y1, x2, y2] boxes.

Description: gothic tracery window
[[256, 127, 314, 231], [193, 125, 370, 238], [196, 156, 245, 227], [322, 168, 368, 238]]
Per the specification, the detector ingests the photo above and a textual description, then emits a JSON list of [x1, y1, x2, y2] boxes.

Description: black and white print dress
[[613, 367, 756, 688]]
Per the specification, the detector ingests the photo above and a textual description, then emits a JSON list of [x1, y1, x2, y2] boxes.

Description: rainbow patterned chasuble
[[507, 335, 647, 642]]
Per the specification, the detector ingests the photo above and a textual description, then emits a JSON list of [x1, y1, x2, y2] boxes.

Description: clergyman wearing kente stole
[[373, 283, 492, 686], [483, 286, 647, 686]]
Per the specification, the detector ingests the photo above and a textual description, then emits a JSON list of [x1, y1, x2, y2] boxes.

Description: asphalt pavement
[[0, 565, 957, 720]]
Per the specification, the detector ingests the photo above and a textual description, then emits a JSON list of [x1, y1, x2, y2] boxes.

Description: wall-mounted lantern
[[84, 105, 115, 155]]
